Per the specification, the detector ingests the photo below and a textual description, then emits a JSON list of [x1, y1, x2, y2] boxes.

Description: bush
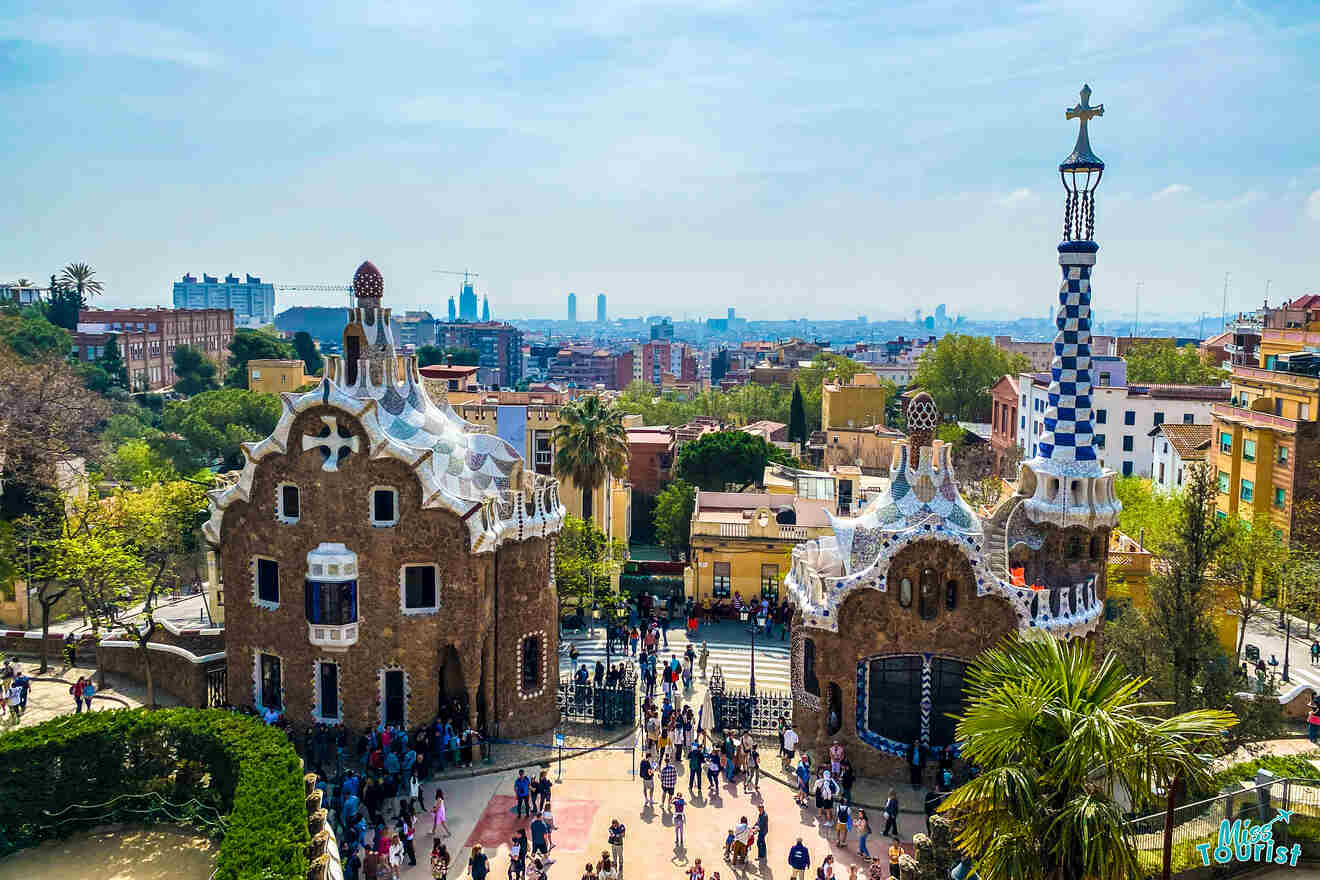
[[0, 708, 309, 880], [1206, 752, 1320, 792]]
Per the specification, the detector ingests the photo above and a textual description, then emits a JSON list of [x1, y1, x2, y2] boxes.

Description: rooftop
[[693, 490, 833, 528], [1149, 423, 1212, 460]]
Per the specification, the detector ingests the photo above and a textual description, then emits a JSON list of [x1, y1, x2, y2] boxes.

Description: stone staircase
[[981, 493, 1025, 581]]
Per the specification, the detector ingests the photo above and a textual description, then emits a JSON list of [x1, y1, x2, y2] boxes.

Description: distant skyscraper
[[447, 297, 456, 322], [458, 282, 478, 322], [173, 273, 274, 326], [481, 296, 490, 322], [596, 293, 606, 323], [567, 292, 577, 322]]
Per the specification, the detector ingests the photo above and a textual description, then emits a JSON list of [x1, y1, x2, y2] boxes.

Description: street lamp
[[740, 608, 762, 696]]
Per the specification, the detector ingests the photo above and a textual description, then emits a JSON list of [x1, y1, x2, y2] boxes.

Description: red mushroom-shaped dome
[[353, 260, 384, 300]]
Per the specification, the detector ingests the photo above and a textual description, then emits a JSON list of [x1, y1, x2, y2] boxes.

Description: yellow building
[[1212, 308, 1320, 538], [684, 491, 833, 605], [247, 359, 306, 393], [1106, 531, 1239, 655], [454, 392, 631, 547], [821, 373, 889, 430]]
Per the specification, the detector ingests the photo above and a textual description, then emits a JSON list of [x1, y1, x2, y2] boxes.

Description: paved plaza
[[395, 748, 908, 880]]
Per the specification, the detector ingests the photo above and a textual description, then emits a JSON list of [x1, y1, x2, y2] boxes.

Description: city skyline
[[3, 2, 1318, 318]]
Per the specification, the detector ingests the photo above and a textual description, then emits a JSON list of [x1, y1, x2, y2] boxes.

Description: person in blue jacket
[[787, 837, 811, 880]]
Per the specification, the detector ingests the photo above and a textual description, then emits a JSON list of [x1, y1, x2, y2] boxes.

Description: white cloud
[[997, 188, 1034, 206], [1152, 184, 1191, 200], [1306, 190, 1320, 221], [0, 16, 226, 69]]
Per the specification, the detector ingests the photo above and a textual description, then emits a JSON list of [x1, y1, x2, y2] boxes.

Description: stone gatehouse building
[[204, 261, 565, 736]]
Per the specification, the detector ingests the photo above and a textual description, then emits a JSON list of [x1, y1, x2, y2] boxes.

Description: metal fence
[[707, 665, 793, 735], [205, 665, 227, 708], [1128, 776, 1320, 878], [556, 668, 637, 728]]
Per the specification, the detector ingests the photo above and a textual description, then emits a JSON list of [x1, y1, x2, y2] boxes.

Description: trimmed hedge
[[0, 708, 310, 880]]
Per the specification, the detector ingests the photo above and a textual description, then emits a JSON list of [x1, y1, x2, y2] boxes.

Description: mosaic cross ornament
[[1065, 84, 1104, 138], [303, 415, 359, 472]]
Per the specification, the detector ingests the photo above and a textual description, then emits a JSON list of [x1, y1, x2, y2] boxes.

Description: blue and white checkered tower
[[1022, 85, 1120, 528]]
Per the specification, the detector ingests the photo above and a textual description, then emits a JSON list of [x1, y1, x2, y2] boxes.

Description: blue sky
[[2, 0, 1318, 320]]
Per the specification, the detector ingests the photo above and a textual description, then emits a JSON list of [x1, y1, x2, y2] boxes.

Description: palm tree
[[552, 394, 629, 523], [940, 631, 1236, 880], [60, 262, 103, 302]]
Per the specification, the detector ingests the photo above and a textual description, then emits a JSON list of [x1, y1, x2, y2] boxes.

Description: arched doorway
[[826, 683, 843, 736], [437, 645, 468, 724]]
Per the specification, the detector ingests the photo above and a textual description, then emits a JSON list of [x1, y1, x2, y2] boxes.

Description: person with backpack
[[607, 818, 626, 875], [467, 843, 489, 880], [834, 801, 851, 848], [788, 838, 811, 880]]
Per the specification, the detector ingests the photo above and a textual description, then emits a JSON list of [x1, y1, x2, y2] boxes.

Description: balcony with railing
[[305, 543, 360, 650], [1231, 363, 1320, 392], [1212, 402, 1298, 434]]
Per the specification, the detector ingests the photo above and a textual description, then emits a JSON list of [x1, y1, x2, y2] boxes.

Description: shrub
[[1206, 752, 1320, 793], [0, 708, 309, 880]]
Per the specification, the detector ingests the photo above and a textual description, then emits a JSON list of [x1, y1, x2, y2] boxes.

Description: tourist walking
[[755, 804, 769, 861], [856, 809, 872, 858], [672, 792, 686, 849], [432, 788, 450, 836], [660, 756, 678, 808], [834, 800, 851, 848], [608, 818, 625, 874], [435, 844, 456, 876], [788, 838, 811, 880], [515, 769, 532, 817], [530, 813, 550, 859], [888, 839, 903, 880], [509, 834, 526, 880], [639, 753, 655, 806], [468, 843, 490, 880], [535, 771, 552, 813], [387, 832, 404, 880], [597, 852, 618, 880], [882, 789, 899, 838]]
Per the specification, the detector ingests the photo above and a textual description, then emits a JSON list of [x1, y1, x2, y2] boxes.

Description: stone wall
[[792, 537, 1020, 778], [219, 404, 559, 735], [96, 637, 225, 707]]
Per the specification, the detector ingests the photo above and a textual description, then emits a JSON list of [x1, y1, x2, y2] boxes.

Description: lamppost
[[740, 607, 762, 696]]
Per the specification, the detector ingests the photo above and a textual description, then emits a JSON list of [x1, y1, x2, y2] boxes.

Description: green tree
[[654, 480, 696, 559], [554, 515, 626, 622], [0, 308, 71, 360], [171, 344, 219, 396], [417, 345, 445, 367], [941, 632, 1236, 880], [1219, 512, 1287, 662], [1113, 476, 1181, 546], [105, 438, 180, 485], [552, 394, 629, 522], [159, 388, 282, 470], [45, 274, 83, 331], [59, 262, 103, 303], [99, 334, 129, 390], [1125, 339, 1228, 386], [224, 328, 295, 389], [417, 345, 481, 368], [42, 480, 210, 703], [292, 331, 323, 376], [675, 429, 794, 491], [913, 335, 1030, 422], [788, 383, 807, 445]]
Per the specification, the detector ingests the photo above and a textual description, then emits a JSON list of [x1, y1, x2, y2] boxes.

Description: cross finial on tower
[[1064, 84, 1104, 162]]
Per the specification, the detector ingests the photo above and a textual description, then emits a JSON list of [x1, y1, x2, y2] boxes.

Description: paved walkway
[[0, 662, 180, 729]]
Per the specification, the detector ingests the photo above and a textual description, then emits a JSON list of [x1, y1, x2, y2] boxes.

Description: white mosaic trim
[[312, 658, 343, 723], [517, 630, 549, 700], [377, 664, 411, 727], [250, 555, 280, 611]]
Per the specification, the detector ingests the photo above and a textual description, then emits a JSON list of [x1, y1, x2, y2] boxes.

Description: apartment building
[[73, 307, 234, 391]]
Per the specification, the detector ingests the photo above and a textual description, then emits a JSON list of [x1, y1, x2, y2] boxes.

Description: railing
[[1212, 403, 1298, 433], [703, 522, 811, 540], [1231, 364, 1320, 390], [719, 522, 749, 537], [1109, 550, 1152, 575], [1128, 776, 1320, 878], [556, 668, 637, 728], [707, 666, 794, 734], [778, 525, 809, 540]]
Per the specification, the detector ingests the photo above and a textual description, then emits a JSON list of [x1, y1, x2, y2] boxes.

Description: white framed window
[[379, 666, 409, 728], [371, 487, 399, 527], [400, 563, 440, 614], [254, 650, 283, 711], [252, 557, 280, 609], [314, 660, 341, 722], [277, 483, 300, 524]]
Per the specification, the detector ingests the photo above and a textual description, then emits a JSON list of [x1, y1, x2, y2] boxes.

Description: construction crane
[[277, 283, 353, 306], [434, 270, 479, 285]]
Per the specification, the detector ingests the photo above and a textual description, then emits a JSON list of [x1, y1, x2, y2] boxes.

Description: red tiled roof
[[1153, 423, 1212, 460]]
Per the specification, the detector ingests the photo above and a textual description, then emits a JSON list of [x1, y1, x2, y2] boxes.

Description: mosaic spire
[[1035, 86, 1105, 475]]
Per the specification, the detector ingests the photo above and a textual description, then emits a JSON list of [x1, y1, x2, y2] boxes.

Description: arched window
[[899, 578, 913, 608], [945, 579, 958, 611], [521, 635, 543, 693], [919, 568, 938, 620], [804, 638, 820, 696], [865, 655, 922, 746]]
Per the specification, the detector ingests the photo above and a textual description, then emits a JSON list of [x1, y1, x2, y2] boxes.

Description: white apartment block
[[1016, 371, 1229, 479]]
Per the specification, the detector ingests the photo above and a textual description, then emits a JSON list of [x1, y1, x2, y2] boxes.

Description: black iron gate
[[707, 665, 793, 735], [557, 668, 636, 727], [205, 664, 227, 707]]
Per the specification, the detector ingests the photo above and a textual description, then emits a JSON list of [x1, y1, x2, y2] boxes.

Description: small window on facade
[[1217, 470, 1230, 494], [521, 636, 543, 692], [1095, 409, 1107, 424], [1241, 479, 1254, 503], [1183, 413, 1195, 424], [318, 661, 339, 720], [256, 558, 279, 605], [279, 484, 300, 522], [1243, 439, 1257, 462], [712, 562, 731, 598], [919, 568, 938, 620], [899, 577, 913, 608], [1123, 410, 1135, 426], [1279, 446, 1290, 465], [259, 653, 282, 710], [372, 488, 399, 526], [803, 637, 819, 696], [760, 564, 780, 601], [402, 564, 439, 612], [1153, 411, 1164, 426], [1274, 487, 1286, 509], [1122, 435, 1133, 452], [1122, 461, 1133, 477], [945, 579, 958, 611]]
